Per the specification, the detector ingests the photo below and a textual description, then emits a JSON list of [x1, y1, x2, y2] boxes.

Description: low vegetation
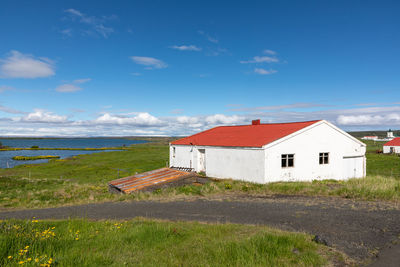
[[0, 147, 124, 151], [0, 140, 399, 209], [0, 218, 344, 266], [12, 156, 60, 161]]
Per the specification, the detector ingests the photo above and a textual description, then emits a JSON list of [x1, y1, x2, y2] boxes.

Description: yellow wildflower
[[75, 237, 79, 240], [8, 255, 12, 259], [18, 261, 25, 264], [35, 258, 39, 263], [27, 258, 32, 262]]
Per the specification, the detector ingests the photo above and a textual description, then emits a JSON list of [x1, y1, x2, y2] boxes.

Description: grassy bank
[[0, 147, 124, 151], [0, 218, 343, 266], [0, 141, 400, 209], [12, 156, 60, 161]]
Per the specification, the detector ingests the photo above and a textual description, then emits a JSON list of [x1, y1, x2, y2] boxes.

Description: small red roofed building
[[170, 120, 366, 183], [383, 137, 400, 154]]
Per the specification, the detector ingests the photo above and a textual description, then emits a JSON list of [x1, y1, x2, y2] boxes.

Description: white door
[[198, 149, 206, 172], [342, 156, 364, 179]]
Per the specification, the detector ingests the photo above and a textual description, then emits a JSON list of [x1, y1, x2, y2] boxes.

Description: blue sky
[[0, 0, 399, 136]]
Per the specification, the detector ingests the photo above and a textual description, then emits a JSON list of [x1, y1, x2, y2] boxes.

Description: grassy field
[[0, 218, 344, 266], [0, 144, 168, 209], [0, 140, 399, 209]]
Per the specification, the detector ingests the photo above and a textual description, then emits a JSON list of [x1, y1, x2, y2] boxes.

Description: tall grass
[[1, 142, 400, 210], [0, 218, 340, 266]]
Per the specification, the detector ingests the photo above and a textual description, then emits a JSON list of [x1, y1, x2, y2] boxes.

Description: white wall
[[203, 147, 265, 183], [169, 145, 196, 169], [169, 145, 265, 183], [383, 146, 400, 154], [264, 122, 366, 182]]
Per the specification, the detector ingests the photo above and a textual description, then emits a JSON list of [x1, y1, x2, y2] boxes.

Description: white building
[[362, 136, 378, 141], [169, 120, 366, 183], [383, 137, 400, 154]]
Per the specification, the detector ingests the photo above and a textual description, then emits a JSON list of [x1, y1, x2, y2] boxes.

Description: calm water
[[0, 138, 146, 148], [0, 149, 117, 168], [0, 138, 147, 169]]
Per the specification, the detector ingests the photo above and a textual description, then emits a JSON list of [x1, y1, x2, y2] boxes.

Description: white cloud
[[17, 109, 68, 123], [0, 50, 55, 79], [64, 8, 115, 38], [73, 78, 91, 84], [254, 68, 277, 75], [170, 45, 202, 51], [95, 112, 162, 126], [176, 116, 199, 124], [263, 49, 277, 55], [56, 84, 82, 93], [131, 72, 142, 76], [240, 56, 279, 64], [131, 56, 167, 69], [205, 114, 245, 125], [3, 102, 400, 137], [337, 114, 400, 126]]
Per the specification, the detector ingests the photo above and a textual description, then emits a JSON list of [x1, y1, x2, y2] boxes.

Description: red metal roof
[[384, 137, 400, 147], [171, 120, 321, 147]]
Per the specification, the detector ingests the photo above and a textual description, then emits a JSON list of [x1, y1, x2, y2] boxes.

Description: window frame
[[281, 154, 295, 168], [319, 152, 329, 165]]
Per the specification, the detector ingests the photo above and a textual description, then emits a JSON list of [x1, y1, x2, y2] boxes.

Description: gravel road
[[1, 196, 399, 266]]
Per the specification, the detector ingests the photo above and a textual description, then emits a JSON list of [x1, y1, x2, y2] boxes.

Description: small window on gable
[[173, 147, 176, 158], [319, 152, 329, 164], [281, 154, 294, 168]]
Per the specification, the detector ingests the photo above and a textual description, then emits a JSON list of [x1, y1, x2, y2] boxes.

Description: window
[[319, 152, 329, 164], [281, 154, 294, 168], [173, 147, 176, 158]]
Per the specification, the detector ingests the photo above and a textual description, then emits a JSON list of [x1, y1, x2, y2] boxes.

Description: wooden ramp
[[108, 168, 195, 194]]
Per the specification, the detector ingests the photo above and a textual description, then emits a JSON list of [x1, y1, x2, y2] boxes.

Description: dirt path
[[1, 196, 399, 266]]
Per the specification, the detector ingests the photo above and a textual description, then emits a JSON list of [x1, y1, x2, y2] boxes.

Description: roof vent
[[252, 119, 260, 125]]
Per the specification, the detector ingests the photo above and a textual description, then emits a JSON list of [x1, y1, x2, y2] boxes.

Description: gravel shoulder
[[1, 196, 399, 266]]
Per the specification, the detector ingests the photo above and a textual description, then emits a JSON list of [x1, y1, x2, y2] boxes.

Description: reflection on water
[[0, 138, 146, 169], [0, 149, 118, 168]]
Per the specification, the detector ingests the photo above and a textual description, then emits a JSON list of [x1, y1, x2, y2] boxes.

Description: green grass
[[0, 144, 169, 208], [0, 218, 343, 266], [1, 141, 400, 209], [0, 147, 124, 151], [12, 156, 60, 161]]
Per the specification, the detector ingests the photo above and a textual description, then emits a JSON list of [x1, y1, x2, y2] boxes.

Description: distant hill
[[348, 130, 400, 138]]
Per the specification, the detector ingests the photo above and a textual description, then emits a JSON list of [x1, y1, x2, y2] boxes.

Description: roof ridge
[[214, 120, 322, 128], [171, 120, 322, 147]]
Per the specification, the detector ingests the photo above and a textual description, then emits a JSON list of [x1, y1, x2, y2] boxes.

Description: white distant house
[[383, 137, 400, 154], [362, 136, 378, 141], [169, 120, 366, 183]]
